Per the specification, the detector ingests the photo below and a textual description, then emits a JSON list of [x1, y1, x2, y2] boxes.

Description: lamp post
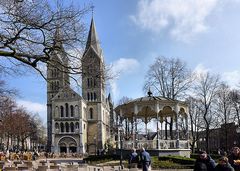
[[117, 123, 123, 169]]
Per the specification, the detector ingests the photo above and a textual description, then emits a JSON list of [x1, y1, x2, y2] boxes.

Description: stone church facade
[[46, 18, 112, 154]]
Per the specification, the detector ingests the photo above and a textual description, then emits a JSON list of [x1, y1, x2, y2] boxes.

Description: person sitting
[[228, 146, 240, 171], [214, 156, 234, 171], [128, 148, 139, 168], [194, 151, 216, 171]]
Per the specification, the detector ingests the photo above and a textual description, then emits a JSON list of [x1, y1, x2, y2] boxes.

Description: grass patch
[[151, 156, 195, 169], [84, 155, 196, 169]]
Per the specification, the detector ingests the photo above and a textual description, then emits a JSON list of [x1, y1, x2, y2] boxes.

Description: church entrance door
[[60, 146, 67, 153]]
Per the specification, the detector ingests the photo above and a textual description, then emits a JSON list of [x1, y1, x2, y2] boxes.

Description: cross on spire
[[91, 5, 95, 18]]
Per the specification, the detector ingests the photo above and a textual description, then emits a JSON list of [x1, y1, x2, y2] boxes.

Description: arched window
[[65, 122, 69, 132], [60, 106, 64, 117], [87, 92, 90, 101], [75, 122, 79, 129], [94, 92, 97, 100], [70, 122, 74, 132], [94, 79, 96, 87], [55, 123, 59, 130], [89, 108, 93, 119], [90, 92, 93, 101], [90, 78, 93, 87], [65, 103, 69, 117], [75, 105, 78, 116], [70, 105, 74, 117], [60, 122, 64, 132]]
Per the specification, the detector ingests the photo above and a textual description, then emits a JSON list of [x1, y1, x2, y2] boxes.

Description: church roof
[[85, 17, 102, 57]]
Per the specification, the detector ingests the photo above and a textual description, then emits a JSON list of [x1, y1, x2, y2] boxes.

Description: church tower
[[46, 28, 70, 151], [82, 18, 110, 152]]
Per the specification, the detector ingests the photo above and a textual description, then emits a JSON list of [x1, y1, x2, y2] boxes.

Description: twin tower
[[46, 18, 112, 154]]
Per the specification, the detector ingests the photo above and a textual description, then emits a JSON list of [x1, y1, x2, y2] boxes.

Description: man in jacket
[[214, 156, 234, 171], [194, 151, 216, 171], [128, 148, 139, 168], [140, 147, 151, 171]]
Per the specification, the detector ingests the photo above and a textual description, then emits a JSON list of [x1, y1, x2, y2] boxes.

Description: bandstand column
[[175, 104, 180, 149], [155, 103, 160, 149], [134, 104, 138, 148], [186, 114, 189, 148]]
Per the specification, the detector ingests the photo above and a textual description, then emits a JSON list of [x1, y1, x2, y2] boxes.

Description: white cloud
[[17, 100, 47, 122], [222, 70, 240, 88], [17, 100, 46, 113], [193, 63, 210, 77], [109, 58, 140, 101], [111, 58, 140, 76], [131, 0, 219, 42]]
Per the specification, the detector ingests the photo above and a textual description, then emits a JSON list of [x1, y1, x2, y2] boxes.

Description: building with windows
[[46, 18, 112, 154]]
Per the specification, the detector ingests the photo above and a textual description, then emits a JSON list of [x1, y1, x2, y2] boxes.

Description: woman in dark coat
[[194, 151, 216, 171]]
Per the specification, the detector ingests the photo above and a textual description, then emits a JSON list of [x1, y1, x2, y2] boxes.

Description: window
[[60, 106, 64, 117], [65, 103, 69, 117], [70, 122, 74, 132], [94, 92, 97, 100], [90, 92, 93, 101], [87, 92, 90, 101], [94, 79, 96, 87], [65, 122, 69, 132], [75, 122, 79, 129], [55, 123, 59, 130], [70, 105, 74, 117], [89, 108, 93, 119], [60, 123, 64, 132]]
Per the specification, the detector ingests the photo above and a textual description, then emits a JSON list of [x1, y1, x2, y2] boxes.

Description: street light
[[117, 123, 123, 169]]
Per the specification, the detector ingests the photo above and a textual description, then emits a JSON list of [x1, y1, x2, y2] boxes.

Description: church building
[[46, 18, 112, 154]]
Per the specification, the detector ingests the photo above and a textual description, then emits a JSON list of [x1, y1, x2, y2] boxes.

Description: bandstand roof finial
[[147, 87, 152, 97]]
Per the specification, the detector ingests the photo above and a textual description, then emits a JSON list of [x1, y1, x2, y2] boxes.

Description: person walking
[[214, 156, 234, 171], [128, 148, 139, 168], [194, 151, 216, 171], [228, 146, 240, 171], [140, 147, 151, 171]]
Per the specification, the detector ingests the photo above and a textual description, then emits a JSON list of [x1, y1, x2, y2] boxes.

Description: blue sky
[[4, 0, 240, 123]]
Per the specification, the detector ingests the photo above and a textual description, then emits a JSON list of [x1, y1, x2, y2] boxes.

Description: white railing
[[122, 139, 189, 149]]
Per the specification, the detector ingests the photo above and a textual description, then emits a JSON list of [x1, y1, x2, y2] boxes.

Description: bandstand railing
[[121, 140, 189, 149]]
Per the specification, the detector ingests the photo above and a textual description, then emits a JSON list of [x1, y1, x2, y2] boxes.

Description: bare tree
[[117, 96, 132, 106], [230, 89, 240, 126], [144, 56, 193, 99], [193, 72, 220, 152], [186, 96, 204, 153], [144, 56, 193, 139], [0, 0, 90, 78], [215, 83, 234, 151]]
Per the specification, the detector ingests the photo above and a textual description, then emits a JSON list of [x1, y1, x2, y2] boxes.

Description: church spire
[[85, 17, 102, 55], [54, 26, 64, 50]]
